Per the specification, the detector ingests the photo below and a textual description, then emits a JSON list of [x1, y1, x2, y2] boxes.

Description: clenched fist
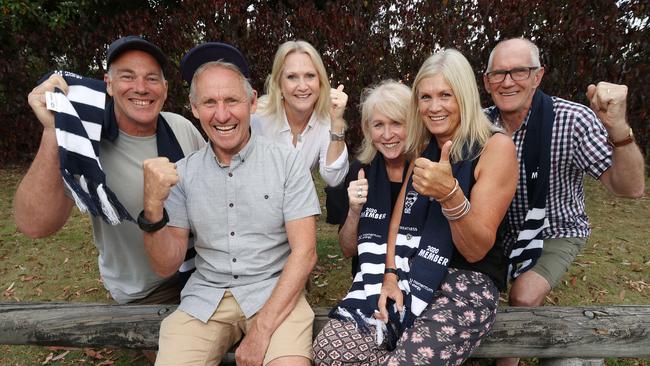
[[143, 157, 179, 220], [586, 81, 630, 142]]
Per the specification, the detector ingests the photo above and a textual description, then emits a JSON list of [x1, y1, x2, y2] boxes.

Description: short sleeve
[[569, 105, 613, 179], [165, 159, 191, 229], [282, 150, 321, 222]]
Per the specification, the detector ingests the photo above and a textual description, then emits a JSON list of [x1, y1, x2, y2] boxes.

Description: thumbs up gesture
[[412, 140, 456, 199], [329, 84, 348, 128], [347, 168, 367, 214]]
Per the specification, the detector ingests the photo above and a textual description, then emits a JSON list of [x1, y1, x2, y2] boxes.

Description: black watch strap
[[384, 267, 399, 278], [137, 208, 169, 233]]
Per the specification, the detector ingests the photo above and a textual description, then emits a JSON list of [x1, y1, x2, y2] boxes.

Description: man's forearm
[[603, 143, 645, 198], [14, 128, 73, 237], [253, 246, 316, 334]]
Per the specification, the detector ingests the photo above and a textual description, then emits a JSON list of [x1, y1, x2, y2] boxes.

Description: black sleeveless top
[[449, 157, 508, 291]]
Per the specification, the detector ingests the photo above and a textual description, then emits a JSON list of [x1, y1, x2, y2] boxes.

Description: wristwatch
[[608, 127, 635, 148], [137, 208, 169, 233], [330, 130, 345, 141], [384, 268, 399, 279]]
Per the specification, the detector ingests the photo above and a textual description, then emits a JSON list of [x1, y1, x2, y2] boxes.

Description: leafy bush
[[1, 0, 647, 163]]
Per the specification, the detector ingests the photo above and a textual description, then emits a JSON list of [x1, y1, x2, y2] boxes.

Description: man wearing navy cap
[[14, 36, 205, 306], [142, 42, 319, 365]]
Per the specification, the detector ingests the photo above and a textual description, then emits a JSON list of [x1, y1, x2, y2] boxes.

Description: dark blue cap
[[180, 42, 250, 83], [107, 36, 168, 69]]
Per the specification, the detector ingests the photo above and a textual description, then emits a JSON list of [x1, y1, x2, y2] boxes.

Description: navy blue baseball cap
[[180, 42, 250, 83], [107, 36, 168, 69]]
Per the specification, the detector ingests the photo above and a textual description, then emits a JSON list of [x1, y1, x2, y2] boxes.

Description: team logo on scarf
[[403, 190, 419, 214]]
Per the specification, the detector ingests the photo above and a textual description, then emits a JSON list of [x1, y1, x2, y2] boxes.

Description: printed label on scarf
[[359, 232, 382, 241], [417, 245, 449, 266], [360, 207, 387, 220], [399, 225, 418, 232], [409, 278, 434, 293], [403, 191, 419, 214], [45, 92, 58, 111]]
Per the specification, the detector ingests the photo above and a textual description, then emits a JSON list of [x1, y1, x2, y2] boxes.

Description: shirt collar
[[208, 128, 256, 168]]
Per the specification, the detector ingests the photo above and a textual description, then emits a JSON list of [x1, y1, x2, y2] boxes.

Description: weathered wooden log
[[1, 303, 649, 358]]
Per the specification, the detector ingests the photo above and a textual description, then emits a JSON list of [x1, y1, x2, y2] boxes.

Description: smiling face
[[190, 65, 257, 165], [417, 74, 461, 145], [368, 111, 407, 163], [280, 52, 321, 116], [484, 39, 544, 124], [105, 50, 168, 136]]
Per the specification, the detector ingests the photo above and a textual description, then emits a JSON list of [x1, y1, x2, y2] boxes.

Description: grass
[[1, 166, 648, 365]]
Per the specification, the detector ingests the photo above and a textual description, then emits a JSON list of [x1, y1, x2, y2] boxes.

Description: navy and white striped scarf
[[489, 89, 553, 279], [332, 141, 474, 343], [43, 70, 196, 281]]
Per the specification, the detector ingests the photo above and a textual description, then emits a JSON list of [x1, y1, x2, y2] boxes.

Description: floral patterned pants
[[313, 268, 499, 366]]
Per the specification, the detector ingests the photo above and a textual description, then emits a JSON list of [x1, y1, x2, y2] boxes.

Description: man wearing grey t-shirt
[[142, 42, 319, 366], [14, 36, 205, 306]]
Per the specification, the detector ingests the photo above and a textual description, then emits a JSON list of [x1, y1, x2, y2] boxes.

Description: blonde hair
[[257, 40, 331, 124], [405, 49, 499, 162], [357, 80, 412, 164]]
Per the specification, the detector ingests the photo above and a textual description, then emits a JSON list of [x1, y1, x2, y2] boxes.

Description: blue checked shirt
[[487, 96, 613, 253]]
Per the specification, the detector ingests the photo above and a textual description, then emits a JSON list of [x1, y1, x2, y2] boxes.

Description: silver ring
[[357, 189, 363, 198]]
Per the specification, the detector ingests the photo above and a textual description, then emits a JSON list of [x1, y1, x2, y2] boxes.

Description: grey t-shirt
[[166, 134, 321, 322], [92, 112, 205, 303]]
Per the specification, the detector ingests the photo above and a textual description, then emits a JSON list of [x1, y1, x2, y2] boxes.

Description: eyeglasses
[[485, 67, 539, 84]]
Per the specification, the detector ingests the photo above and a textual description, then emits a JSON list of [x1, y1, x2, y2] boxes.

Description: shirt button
[[229, 203, 234, 207], [228, 172, 233, 177], [230, 232, 235, 236], [232, 258, 237, 263], [234, 275, 239, 279], [264, 195, 269, 199]]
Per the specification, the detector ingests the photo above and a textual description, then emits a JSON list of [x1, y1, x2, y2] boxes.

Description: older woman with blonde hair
[[326, 80, 412, 277], [252, 40, 348, 186], [314, 49, 518, 365]]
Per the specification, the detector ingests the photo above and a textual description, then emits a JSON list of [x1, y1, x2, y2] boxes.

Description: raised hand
[[27, 73, 69, 129], [143, 157, 179, 219], [329, 84, 348, 127], [586, 82, 629, 138], [412, 140, 455, 199], [347, 168, 367, 214]]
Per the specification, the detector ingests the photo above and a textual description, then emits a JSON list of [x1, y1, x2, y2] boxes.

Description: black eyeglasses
[[485, 67, 539, 84]]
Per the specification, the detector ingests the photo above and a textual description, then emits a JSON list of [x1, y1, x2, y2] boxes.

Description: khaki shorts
[[530, 237, 587, 288], [156, 291, 314, 365]]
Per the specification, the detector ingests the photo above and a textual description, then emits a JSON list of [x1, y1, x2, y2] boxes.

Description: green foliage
[[1, 1, 649, 162]]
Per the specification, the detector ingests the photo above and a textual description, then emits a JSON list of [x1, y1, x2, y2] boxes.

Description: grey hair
[[486, 37, 541, 72], [189, 61, 253, 103]]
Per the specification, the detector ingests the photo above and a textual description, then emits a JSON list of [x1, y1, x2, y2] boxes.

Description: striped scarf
[[332, 141, 474, 344], [489, 89, 553, 279], [43, 70, 196, 281]]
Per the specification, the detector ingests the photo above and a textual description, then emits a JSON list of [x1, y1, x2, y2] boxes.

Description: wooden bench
[[1, 303, 649, 364]]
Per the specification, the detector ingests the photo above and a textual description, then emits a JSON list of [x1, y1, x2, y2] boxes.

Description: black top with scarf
[[325, 158, 407, 276], [448, 157, 508, 291]]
